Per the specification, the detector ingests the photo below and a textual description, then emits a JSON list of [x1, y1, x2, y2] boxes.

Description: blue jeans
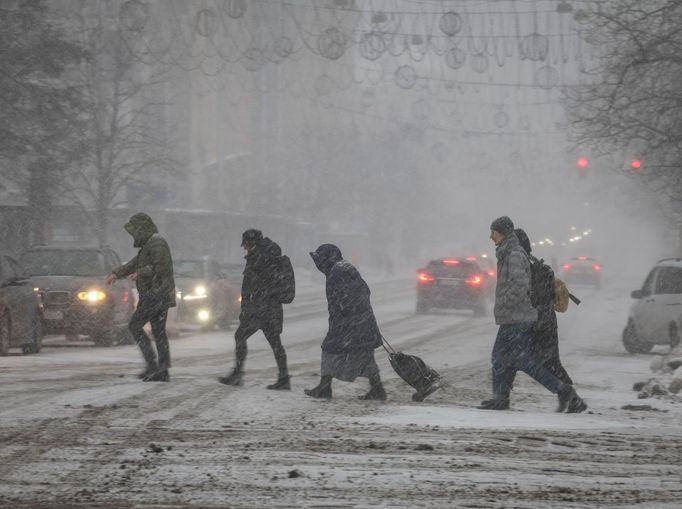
[[491, 323, 567, 399]]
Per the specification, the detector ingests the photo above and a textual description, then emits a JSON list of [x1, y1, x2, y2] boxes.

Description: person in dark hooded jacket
[[107, 213, 176, 382], [304, 244, 386, 400], [218, 229, 291, 390], [514, 228, 576, 388]]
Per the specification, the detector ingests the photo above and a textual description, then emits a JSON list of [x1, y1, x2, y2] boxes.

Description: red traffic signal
[[630, 159, 642, 171], [577, 157, 589, 169]]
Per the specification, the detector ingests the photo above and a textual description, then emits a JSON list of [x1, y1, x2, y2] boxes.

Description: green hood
[[124, 213, 158, 247]]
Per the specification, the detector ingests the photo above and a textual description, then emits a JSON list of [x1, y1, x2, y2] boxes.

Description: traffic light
[[577, 156, 589, 178], [630, 159, 642, 173]]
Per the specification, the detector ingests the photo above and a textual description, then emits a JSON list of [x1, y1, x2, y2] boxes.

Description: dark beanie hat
[[514, 228, 532, 253], [241, 228, 263, 246], [490, 216, 514, 236]]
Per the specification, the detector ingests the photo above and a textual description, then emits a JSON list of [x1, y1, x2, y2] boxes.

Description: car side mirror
[[631, 289, 644, 299]]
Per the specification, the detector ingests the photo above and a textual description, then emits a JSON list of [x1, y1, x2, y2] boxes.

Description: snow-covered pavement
[[1, 275, 681, 508]]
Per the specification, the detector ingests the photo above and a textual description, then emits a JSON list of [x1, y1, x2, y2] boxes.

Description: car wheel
[[622, 321, 652, 354], [116, 326, 135, 345], [22, 319, 43, 355], [0, 312, 10, 356], [91, 329, 118, 347], [670, 323, 680, 350], [416, 298, 429, 314], [217, 312, 232, 330], [472, 302, 486, 317]]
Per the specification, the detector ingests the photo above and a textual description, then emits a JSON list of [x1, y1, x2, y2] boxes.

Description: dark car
[[561, 256, 602, 289], [175, 257, 240, 330], [0, 253, 44, 356], [20, 245, 135, 346], [416, 257, 487, 316]]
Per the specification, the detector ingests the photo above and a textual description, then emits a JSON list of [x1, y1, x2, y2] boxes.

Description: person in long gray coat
[[305, 244, 386, 400], [479, 216, 586, 412]]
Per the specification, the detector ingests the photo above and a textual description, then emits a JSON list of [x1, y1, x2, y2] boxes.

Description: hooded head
[[124, 213, 158, 248], [514, 228, 532, 254], [490, 216, 514, 237], [310, 244, 342, 276], [241, 229, 263, 249]]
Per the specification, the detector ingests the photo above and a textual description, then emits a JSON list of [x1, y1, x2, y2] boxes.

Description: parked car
[[0, 253, 44, 356], [20, 245, 135, 346], [416, 257, 487, 316], [560, 256, 602, 288], [175, 257, 240, 330], [623, 258, 682, 353]]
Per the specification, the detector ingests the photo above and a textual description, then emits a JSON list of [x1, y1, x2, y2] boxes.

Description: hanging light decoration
[[317, 27, 348, 60], [519, 33, 550, 61], [194, 9, 219, 37], [395, 65, 418, 89], [471, 54, 489, 73], [439, 11, 463, 37], [119, 0, 148, 32], [223, 0, 247, 19], [556, 1, 573, 14], [534, 65, 560, 89], [445, 47, 467, 69], [359, 32, 387, 61], [272, 37, 294, 60]]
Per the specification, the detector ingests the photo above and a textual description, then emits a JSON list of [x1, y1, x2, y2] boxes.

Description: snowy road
[[1, 276, 681, 508]]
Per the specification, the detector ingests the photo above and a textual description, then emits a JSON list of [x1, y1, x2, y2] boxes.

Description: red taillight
[[465, 256, 476, 261], [487, 270, 496, 278], [442, 258, 460, 265], [593, 264, 602, 272], [465, 274, 483, 286], [563, 263, 571, 270], [417, 272, 435, 283], [122, 291, 129, 303]]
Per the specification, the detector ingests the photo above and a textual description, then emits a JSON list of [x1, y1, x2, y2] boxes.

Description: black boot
[[143, 369, 169, 382], [557, 385, 586, 413], [266, 374, 291, 390], [304, 375, 332, 399], [359, 375, 387, 401], [218, 366, 243, 386], [478, 397, 510, 410], [558, 385, 587, 413], [137, 363, 158, 380]]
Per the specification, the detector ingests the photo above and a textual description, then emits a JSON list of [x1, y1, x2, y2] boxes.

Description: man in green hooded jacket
[[107, 213, 176, 382]]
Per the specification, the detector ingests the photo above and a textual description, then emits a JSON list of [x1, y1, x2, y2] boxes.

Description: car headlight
[[77, 290, 107, 302], [183, 285, 208, 300], [197, 309, 210, 321]]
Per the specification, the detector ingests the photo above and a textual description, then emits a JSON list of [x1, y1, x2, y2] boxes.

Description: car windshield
[[174, 260, 205, 278], [21, 250, 104, 277]]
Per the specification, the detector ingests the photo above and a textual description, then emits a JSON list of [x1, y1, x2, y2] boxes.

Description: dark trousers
[[233, 305, 287, 374], [491, 323, 567, 399], [129, 294, 170, 370]]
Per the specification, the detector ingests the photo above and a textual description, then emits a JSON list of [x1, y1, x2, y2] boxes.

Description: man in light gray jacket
[[479, 216, 586, 412]]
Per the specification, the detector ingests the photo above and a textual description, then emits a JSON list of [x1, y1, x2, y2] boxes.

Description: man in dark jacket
[[106, 213, 176, 382], [479, 216, 586, 412], [305, 244, 386, 400], [218, 229, 290, 390], [514, 228, 577, 388]]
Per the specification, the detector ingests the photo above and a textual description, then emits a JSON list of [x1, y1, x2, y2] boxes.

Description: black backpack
[[527, 255, 555, 308], [273, 255, 296, 304]]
